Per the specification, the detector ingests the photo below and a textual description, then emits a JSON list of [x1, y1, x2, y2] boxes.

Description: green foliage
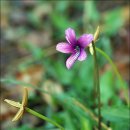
[[102, 107, 129, 130], [27, 12, 42, 28], [55, 1, 69, 13], [23, 42, 43, 60], [53, 60, 74, 85], [1, 1, 129, 130], [103, 8, 125, 36], [51, 12, 77, 39], [84, 1, 100, 23], [100, 70, 115, 104], [11, 125, 34, 130], [102, 107, 129, 122], [80, 117, 92, 130]]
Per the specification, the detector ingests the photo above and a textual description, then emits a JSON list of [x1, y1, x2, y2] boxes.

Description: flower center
[[75, 46, 80, 52]]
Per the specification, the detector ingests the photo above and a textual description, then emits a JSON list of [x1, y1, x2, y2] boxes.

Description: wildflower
[[4, 87, 28, 121], [56, 28, 94, 69]]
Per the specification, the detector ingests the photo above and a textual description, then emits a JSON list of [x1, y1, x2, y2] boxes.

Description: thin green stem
[[96, 47, 129, 106], [92, 42, 101, 130], [25, 107, 64, 130], [95, 47, 125, 88]]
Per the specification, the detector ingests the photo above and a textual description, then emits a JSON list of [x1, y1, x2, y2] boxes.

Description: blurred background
[[0, 0, 129, 130]]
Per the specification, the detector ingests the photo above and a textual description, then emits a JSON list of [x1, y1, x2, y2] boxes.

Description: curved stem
[[95, 47, 129, 105], [25, 107, 64, 130], [92, 42, 101, 130], [95, 47, 125, 88]]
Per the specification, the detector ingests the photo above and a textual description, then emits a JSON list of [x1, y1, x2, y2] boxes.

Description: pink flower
[[56, 28, 94, 69]]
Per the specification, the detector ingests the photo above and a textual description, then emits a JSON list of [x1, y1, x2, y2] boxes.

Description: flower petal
[[65, 28, 76, 45], [66, 52, 80, 69], [78, 49, 87, 61], [56, 42, 73, 53], [77, 34, 94, 48]]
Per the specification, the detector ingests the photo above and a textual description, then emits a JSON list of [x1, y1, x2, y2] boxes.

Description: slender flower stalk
[[89, 26, 101, 129], [25, 107, 64, 130], [92, 41, 101, 130]]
